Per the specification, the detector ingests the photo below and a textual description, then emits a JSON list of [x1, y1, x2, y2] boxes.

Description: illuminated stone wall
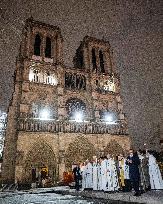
[[15, 132, 130, 183], [2, 18, 131, 184]]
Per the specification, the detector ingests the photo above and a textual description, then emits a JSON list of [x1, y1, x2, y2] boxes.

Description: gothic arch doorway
[[65, 136, 96, 170], [23, 141, 56, 183], [104, 140, 125, 157]]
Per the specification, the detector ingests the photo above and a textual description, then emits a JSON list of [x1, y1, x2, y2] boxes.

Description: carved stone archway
[[104, 139, 125, 157], [65, 136, 96, 170], [23, 141, 56, 183]]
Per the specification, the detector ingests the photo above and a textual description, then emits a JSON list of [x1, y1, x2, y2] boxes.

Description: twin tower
[[2, 18, 130, 184]]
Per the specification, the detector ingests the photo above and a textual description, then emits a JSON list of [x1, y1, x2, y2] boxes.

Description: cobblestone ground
[[0, 187, 163, 204]]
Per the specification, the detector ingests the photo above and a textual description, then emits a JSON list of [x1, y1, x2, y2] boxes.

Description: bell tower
[[2, 18, 64, 183], [73, 36, 125, 123]]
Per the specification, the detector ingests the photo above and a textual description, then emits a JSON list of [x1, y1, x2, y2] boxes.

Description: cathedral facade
[[2, 18, 131, 184]]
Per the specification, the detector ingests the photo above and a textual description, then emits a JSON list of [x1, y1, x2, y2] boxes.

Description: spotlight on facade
[[104, 112, 117, 124], [74, 111, 83, 122], [39, 109, 50, 120]]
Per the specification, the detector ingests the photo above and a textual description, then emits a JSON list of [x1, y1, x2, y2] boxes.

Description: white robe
[[85, 162, 93, 189], [92, 162, 98, 190], [106, 158, 119, 191], [101, 159, 107, 191], [124, 159, 130, 179], [81, 165, 86, 190], [97, 163, 102, 190], [149, 154, 163, 190]]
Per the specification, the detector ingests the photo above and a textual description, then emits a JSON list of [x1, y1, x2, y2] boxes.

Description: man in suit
[[126, 149, 141, 196], [73, 163, 82, 191]]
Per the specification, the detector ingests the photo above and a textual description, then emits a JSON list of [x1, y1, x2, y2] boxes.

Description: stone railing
[[18, 118, 128, 135]]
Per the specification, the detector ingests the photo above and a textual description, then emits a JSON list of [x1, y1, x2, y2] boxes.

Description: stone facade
[[2, 18, 131, 184]]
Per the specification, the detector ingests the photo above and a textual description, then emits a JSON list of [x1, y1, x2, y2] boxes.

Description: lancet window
[[29, 69, 40, 82], [65, 72, 86, 90], [99, 50, 105, 73], [34, 34, 41, 56], [45, 37, 52, 58], [29, 67, 57, 86], [92, 48, 97, 72]]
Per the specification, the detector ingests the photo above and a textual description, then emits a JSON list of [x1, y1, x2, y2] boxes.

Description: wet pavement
[[1, 192, 96, 204], [0, 187, 163, 204]]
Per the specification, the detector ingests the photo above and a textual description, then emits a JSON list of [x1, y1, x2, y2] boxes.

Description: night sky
[[0, 0, 162, 149]]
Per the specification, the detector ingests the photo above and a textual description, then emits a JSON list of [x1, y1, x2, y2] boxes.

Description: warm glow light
[[74, 111, 83, 122], [52, 77, 58, 86], [104, 112, 117, 124], [105, 114, 113, 122], [29, 69, 34, 81], [39, 109, 50, 120]]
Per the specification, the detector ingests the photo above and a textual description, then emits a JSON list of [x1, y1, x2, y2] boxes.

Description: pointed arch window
[[99, 50, 105, 73], [45, 37, 51, 58], [34, 34, 41, 56], [92, 48, 97, 71]]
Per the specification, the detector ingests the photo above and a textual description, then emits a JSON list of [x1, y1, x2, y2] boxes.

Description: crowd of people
[[72, 149, 163, 196]]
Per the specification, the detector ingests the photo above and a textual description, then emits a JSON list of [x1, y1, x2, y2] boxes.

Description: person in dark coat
[[126, 149, 141, 196], [73, 163, 82, 191]]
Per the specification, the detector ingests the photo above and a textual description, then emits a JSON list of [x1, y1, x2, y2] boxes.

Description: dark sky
[[0, 0, 163, 149]]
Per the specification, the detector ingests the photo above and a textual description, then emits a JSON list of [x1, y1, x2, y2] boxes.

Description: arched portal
[[65, 136, 96, 170], [23, 141, 56, 183], [104, 140, 125, 157]]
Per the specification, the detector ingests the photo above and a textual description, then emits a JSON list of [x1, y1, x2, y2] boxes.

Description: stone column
[[56, 33, 63, 64], [26, 27, 32, 58], [42, 34, 46, 61], [103, 50, 109, 74], [105, 49, 112, 74], [58, 150, 66, 181], [53, 36, 57, 64], [83, 45, 89, 71]]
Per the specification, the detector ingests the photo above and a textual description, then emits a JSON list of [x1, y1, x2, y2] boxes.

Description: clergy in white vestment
[[81, 162, 86, 190], [85, 160, 93, 189], [106, 154, 119, 191], [92, 156, 98, 190], [148, 151, 163, 190], [97, 158, 102, 190], [101, 156, 108, 191], [106, 154, 119, 192]]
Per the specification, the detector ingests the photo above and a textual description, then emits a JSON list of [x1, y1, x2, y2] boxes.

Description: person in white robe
[[148, 151, 163, 190], [105, 154, 119, 192], [92, 156, 98, 190], [81, 162, 86, 190], [101, 156, 108, 191], [97, 158, 102, 191], [85, 159, 93, 189]]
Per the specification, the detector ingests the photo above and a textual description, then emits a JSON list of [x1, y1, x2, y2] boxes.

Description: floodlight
[[74, 111, 83, 122], [39, 109, 50, 120]]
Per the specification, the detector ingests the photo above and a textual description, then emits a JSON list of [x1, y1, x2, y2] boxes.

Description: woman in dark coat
[[126, 149, 141, 196]]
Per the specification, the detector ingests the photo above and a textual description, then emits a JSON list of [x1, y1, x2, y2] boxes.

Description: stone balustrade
[[18, 118, 128, 135]]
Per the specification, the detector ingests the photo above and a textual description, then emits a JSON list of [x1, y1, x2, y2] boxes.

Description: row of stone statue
[[72, 149, 163, 196], [19, 119, 127, 134]]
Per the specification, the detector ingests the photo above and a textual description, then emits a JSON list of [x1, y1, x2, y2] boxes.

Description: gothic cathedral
[[2, 18, 131, 184]]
